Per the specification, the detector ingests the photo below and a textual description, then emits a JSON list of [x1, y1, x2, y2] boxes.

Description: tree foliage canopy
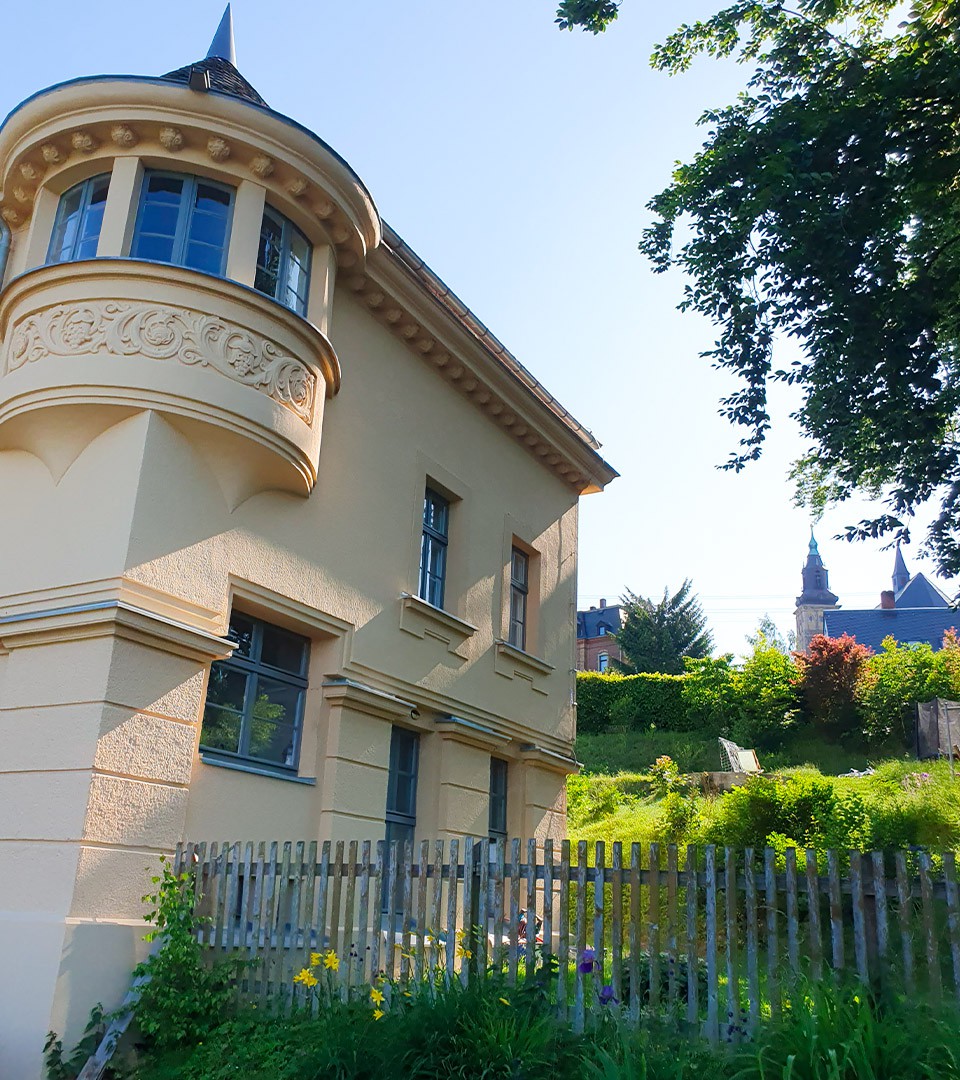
[[615, 579, 714, 673], [559, 0, 960, 576]]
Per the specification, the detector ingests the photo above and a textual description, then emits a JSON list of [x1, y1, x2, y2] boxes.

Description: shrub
[[131, 857, 240, 1051], [732, 641, 799, 750], [858, 636, 956, 744], [795, 634, 872, 740], [575, 672, 686, 735], [680, 655, 737, 734]]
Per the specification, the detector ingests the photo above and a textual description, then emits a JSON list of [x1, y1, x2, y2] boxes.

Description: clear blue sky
[[2, 1, 949, 653]]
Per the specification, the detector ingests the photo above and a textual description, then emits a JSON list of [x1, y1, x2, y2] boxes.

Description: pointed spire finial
[[809, 527, 819, 555], [893, 538, 910, 595], [207, 4, 237, 67]]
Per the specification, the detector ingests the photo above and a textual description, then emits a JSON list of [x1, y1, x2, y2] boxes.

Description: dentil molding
[[6, 301, 317, 422]]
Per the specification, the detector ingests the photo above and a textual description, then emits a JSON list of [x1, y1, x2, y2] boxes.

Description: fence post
[[704, 845, 719, 1045]]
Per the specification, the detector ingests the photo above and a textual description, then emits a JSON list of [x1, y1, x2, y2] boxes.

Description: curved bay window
[[255, 206, 311, 315], [200, 612, 309, 773], [47, 174, 110, 264], [131, 171, 234, 275]]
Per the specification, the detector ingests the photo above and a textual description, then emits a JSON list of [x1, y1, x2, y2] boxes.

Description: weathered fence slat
[[827, 849, 844, 975], [685, 845, 698, 1029], [543, 837, 555, 975], [527, 839, 539, 982], [343, 840, 358, 995], [944, 850, 960, 1000], [785, 848, 799, 977], [629, 842, 641, 1023], [574, 840, 587, 1033], [357, 840, 371, 986], [667, 844, 679, 1015], [744, 849, 759, 1036], [648, 843, 661, 1013], [557, 839, 571, 1021], [919, 852, 942, 1001], [507, 838, 520, 988], [805, 848, 822, 982], [611, 842, 623, 1007], [446, 838, 460, 985], [850, 851, 868, 984], [724, 848, 738, 1040], [871, 851, 888, 979], [705, 845, 719, 1045], [895, 850, 915, 993], [765, 848, 780, 1020]]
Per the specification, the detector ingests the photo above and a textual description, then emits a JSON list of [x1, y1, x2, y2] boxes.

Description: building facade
[[576, 598, 622, 671], [0, 13, 616, 1076]]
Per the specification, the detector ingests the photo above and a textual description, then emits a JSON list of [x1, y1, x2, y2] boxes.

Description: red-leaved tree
[[794, 634, 873, 740]]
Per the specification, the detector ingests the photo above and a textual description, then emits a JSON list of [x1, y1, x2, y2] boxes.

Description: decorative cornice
[[346, 247, 618, 493], [518, 743, 581, 776], [0, 600, 234, 663], [321, 677, 418, 724], [435, 714, 512, 751], [6, 299, 318, 422]]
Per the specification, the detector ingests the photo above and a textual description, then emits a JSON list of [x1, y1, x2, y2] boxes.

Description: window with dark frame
[[47, 174, 111, 264], [199, 612, 309, 773], [508, 547, 529, 651], [418, 488, 449, 609], [384, 726, 420, 913], [489, 757, 508, 842], [255, 206, 312, 316], [131, 171, 234, 276]]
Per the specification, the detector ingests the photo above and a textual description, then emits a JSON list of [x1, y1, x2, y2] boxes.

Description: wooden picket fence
[[174, 839, 960, 1041]]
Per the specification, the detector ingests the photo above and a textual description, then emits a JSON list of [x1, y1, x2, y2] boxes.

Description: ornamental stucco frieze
[[6, 302, 317, 422]]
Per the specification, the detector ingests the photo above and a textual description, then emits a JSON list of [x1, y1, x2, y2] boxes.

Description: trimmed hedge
[[576, 671, 686, 735]]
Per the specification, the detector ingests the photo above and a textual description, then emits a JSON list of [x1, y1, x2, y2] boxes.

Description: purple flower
[[578, 948, 598, 975], [598, 984, 618, 1005]]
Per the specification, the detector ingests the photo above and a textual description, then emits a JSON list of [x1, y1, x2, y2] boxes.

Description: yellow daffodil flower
[[370, 987, 385, 1006], [293, 968, 319, 988], [322, 950, 340, 971], [309, 952, 322, 967], [499, 997, 511, 1006], [372, 1008, 384, 1021]]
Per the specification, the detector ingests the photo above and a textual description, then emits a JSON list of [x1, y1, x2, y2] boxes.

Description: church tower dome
[[794, 530, 839, 652]]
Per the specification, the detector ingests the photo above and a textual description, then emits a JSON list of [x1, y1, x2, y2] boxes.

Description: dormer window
[[255, 207, 311, 316], [131, 172, 234, 276], [47, 175, 110, 264]]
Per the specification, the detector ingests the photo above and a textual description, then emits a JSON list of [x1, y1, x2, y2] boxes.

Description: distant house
[[795, 537, 958, 652], [577, 598, 622, 671]]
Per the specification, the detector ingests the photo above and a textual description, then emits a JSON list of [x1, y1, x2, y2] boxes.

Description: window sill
[[398, 593, 477, 656], [200, 753, 316, 785], [494, 639, 555, 682]]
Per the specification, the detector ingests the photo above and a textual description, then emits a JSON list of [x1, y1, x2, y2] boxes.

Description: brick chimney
[[880, 590, 895, 609]]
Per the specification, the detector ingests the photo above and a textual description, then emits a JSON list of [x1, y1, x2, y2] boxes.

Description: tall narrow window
[[255, 207, 312, 315], [131, 172, 234, 275], [597, 652, 610, 673], [419, 488, 449, 609], [384, 726, 420, 913], [508, 547, 529, 651], [199, 612, 309, 773], [489, 757, 508, 842], [47, 175, 110, 264]]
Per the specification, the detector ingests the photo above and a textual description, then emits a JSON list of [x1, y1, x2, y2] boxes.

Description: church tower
[[794, 531, 839, 652]]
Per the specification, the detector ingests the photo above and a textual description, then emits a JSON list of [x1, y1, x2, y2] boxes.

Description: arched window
[[597, 652, 609, 673], [255, 206, 311, 315], [47, 174, 110, 264], [131, 172, 234, 276]]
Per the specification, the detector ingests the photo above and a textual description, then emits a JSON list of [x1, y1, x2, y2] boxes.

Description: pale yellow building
[[0, 10, 616, 1076]]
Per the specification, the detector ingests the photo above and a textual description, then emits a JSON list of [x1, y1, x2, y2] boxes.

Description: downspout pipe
[[0, 215, 10, 289]]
